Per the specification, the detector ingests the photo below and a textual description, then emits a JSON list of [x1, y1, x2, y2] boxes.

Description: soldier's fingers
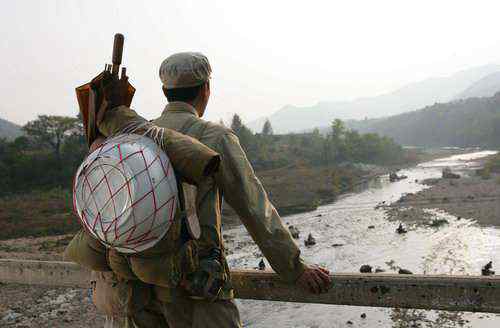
[[304, 274, 319, 294], [317, 269, 331, 283], [310, 273, 324, 294], [316, 268, 331, 280], [323, 276, 332, 290], [313, 271, 329, 293], [318, 267, 330, 275]]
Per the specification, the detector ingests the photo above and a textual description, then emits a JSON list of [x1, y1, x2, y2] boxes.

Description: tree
[[330, 119, 346, 141], [23, 115, 80, 159], [230, 114, 243, 134], [262, 119, 274, 135], [326, 119, 347, 163]]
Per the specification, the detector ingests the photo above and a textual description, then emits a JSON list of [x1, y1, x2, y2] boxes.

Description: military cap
[[159, 52, 212, 89]]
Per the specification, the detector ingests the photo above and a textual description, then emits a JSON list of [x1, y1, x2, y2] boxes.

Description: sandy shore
[[387, 165, 500, 227]]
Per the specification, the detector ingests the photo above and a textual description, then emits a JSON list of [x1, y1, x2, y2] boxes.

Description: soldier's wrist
[[280, 257, 307, 284]]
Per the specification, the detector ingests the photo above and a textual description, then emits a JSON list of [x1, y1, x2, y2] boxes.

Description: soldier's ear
[[202, 81, 210, 98]]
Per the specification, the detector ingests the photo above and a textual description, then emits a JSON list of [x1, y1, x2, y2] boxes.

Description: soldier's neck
[[189, 100, 205, 117]]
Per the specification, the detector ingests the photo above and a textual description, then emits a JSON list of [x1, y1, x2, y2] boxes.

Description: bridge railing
[[1, 259, 499, 313]]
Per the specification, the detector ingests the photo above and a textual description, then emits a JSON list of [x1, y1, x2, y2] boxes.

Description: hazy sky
[[3, 0, 500, 125]]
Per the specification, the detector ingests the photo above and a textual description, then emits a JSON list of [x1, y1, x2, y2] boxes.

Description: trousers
[[92, 271, 242, 328]]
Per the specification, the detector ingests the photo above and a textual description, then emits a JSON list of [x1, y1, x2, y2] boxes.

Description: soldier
[[82, 52, 331, 328], [147, 52, 331, 327]]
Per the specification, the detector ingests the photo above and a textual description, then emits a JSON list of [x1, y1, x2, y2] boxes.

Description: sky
[[2, 0, 500, 126]]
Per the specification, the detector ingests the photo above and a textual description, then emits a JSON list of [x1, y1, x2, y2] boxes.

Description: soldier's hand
[[296, 264, 331, 294]]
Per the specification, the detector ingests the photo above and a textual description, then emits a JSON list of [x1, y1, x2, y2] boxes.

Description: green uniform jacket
[[152, 102, 306, 300]]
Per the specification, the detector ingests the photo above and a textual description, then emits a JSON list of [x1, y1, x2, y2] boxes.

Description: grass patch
[[38, 236, 73, 251], [484, 153, 500, 173], [0, 188, 80, 240], [476, 167, 491, 180]]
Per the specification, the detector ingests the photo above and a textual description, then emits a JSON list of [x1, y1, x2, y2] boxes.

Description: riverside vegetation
[[0, 113, 422, 239]]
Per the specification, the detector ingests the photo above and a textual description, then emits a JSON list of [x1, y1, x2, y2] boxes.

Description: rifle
[[75, 33, 135, 147]]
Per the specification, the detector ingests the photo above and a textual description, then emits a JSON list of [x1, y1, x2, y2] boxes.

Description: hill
[[0, 117, 22, 139], [249, 64, 500, 133], [348, 92, 500, 148], [454, 71, 500, 100]]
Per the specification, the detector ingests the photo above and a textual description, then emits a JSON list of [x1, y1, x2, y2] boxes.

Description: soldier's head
[[159, 52, 212, 117]]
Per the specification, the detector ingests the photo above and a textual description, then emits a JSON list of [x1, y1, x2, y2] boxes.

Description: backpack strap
[[175, 116, 206, 241]]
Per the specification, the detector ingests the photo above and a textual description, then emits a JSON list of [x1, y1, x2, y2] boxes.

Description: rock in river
[[482, 261, 495, 276], [304, 233, 316, 247], [288, 225, 300, 239], [442, 167, 460, 179], [396, 223, 407, 234], [390, 172, 408, 182]]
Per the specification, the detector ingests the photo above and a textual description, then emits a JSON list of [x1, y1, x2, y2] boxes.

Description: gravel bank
[[0, 284, 104, 327], [388, 171, 500, 227]]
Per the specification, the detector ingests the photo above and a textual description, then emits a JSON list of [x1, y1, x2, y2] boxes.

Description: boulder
[[442, 167, 460, 179], [360, 265, 373, 273], [288, 225, 300, 239], [304, 233, 316, 247], [390, 172, 408, 182], [396, 223, 407, 234], [482, 261, 495, 276]]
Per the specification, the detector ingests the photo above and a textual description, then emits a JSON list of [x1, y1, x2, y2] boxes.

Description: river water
[[224, 151, 500, 328]]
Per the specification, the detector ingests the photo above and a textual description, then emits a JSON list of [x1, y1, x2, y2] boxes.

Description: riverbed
[[224, 151, 500, 328]]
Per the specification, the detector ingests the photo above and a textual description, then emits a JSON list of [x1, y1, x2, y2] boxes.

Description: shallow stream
[[225, 151, 500, 328]]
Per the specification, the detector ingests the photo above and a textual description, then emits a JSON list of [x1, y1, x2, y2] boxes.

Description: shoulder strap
[[175, 118, 204, 241]]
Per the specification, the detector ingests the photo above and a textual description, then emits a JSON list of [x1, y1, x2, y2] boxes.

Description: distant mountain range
[[0, 117, 22, 140], [248, 64, 500, 133], [454, 71, 500, 100], [345, 92, 500, 148]]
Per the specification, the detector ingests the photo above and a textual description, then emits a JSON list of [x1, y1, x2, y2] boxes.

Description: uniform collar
[[163, 101, 199, 117]]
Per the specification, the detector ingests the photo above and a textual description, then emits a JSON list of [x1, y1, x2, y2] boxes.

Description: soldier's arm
[[215, 131, 307, 283]]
